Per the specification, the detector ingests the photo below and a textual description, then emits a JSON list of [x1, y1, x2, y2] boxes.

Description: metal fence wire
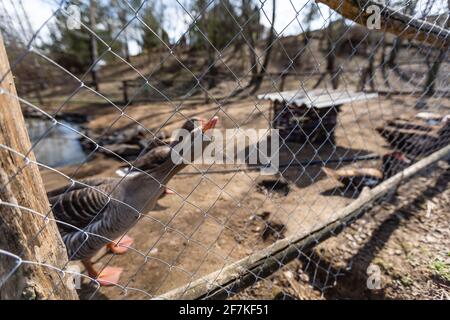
[[0, 0, 449, 300]]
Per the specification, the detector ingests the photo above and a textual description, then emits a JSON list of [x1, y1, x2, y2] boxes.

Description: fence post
[[0, 35, 78, 299]]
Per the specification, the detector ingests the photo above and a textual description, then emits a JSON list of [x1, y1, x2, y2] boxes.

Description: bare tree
[[386, 1, 418, 68], [424, 50, 446, 96], [302, 2, 319, 45], [313, 17, 343, 90], [359, 34, 378, 91], [250, 0, 276, 93], [118, 8, 131, 63], [89, 0, 99, 91], [423, 1, 449, 96], [242, 0, 259, 86]]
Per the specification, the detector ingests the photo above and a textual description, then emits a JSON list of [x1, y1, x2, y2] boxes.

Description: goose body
[[48, 172, 166, 261], [49, 117, 218, 285]]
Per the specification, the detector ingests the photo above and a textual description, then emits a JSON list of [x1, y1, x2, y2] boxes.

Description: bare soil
[[23, 35, 449, 299], [33, 92, 450, 300], [233, 162, 450, 300]]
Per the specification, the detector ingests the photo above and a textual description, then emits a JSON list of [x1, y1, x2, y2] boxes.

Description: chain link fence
[[0, 0, 449, 300]]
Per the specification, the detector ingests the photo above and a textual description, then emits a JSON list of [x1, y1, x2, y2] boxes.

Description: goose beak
[[201, 116, 218, 133], [164, 188, 175, 195]]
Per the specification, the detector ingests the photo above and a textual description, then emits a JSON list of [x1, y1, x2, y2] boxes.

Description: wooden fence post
[[0, 34, 78, 299]]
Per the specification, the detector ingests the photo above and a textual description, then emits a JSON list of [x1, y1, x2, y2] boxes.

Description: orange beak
[[201, 116, 218, 133], [165, 188, 175, 195]]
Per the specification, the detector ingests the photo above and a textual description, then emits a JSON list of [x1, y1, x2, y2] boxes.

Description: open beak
[[201, 116, 218, 133]]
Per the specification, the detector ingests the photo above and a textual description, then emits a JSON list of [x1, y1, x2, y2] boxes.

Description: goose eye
[[154, 155, 166, 165]]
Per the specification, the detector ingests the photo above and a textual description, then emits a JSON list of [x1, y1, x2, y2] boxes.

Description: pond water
[[25, 118, 88, 168]]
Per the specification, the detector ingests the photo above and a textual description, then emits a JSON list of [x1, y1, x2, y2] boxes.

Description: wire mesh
[[0, 0, 449, 300]]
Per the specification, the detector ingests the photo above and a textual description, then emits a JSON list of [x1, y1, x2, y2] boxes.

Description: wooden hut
[[258, 90, 378, 144], [377, 112, 450, 157]]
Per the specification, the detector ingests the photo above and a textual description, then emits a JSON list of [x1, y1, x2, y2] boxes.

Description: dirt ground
[[34, 90, 450, 300], [22, 35, 448, 299], [233, 161, 450, 300]]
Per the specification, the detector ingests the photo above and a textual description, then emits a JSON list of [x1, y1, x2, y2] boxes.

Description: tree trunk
[[387, 37, 402, 68], [251, 0, 276, 93], [423, 2, 449, 96], [119, 10, 131, 64], [329, 48, 341, 89], [360, 35, 378, 91], [423, 50, 445, 96], [89, 0, 99, 91], [379, 35, 391, 88], [0, 34, 78, 300], [242, 0, 258, 85], [313, 17, 339, 89], [303, 3, 318, 45], [313, 38, 332, 89], [278, 71, 288, 91], [386, 1, 416, 68], [206, 50, 217, 89]]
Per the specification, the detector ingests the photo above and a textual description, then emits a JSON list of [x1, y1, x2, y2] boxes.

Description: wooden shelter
[[377, 112, 450, 157], [258, 90, 378, 144]]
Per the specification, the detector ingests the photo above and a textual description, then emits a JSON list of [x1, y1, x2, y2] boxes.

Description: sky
[[2, 0, 448, 55]]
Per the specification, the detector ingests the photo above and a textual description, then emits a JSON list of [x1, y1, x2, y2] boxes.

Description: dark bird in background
[[48, 117, 218, 286], [322, 152, 411, 190]]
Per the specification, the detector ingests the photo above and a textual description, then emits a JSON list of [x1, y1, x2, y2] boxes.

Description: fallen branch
[[316, 0, 449, 48]]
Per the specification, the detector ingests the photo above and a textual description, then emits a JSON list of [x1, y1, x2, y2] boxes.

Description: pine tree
[[43, 0, 121, 75], [190, 0, 241, 52], [140, 2, 169, 52], [189, 0, 241, 89]]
